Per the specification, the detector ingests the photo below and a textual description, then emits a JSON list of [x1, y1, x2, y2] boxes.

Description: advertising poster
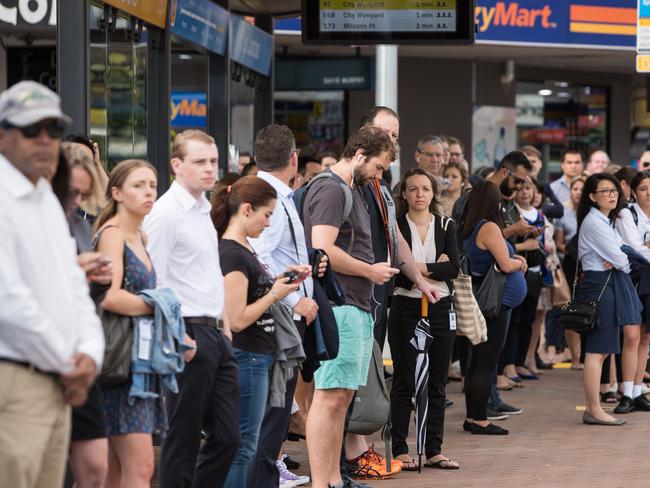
[[472, 106, 517, 168]]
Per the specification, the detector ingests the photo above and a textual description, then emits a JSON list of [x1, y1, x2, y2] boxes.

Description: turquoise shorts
[[314, 305, 374, 390]]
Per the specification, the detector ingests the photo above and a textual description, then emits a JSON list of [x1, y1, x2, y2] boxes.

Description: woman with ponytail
[[211, 176, 308, 488], [94, 159, 169, 488]]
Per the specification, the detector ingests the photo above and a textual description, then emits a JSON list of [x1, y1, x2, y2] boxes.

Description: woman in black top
[[211, 176, 308, 488], [388, 168, 461, 470]]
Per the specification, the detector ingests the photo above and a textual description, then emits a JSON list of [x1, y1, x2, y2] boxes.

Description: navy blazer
[[395, 213, 461, 292]]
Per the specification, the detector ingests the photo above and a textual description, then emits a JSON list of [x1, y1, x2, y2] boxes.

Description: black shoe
[[342, 473, 372, 488], [468, 422, 509, 435], [634, 395, 650, 411], [486, 407, 509, 421], [282, 454, 300, 470], [463, 420, 472, 431], [496, 402, 523, 415], [614, 395, 635, 414], [445, 398, 454, 408], [536, 357, 554, 370]]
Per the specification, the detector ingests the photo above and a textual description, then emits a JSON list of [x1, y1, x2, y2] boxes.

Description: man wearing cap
[[0, 81, 105, 487]]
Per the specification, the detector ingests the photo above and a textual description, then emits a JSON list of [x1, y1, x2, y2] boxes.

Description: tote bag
[[451, 273, 488, 345]]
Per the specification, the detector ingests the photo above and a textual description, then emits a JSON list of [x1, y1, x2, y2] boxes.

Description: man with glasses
[[447, 136, 465, 166], [0, 81, 105, 487], [414, 135, 445, 177], [639, 150, 650, 171]]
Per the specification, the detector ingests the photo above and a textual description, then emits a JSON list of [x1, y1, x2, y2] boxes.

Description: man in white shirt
[[0, 81, 104, 488], [550, 149, 583, 203], [247, 124, 318, 487], [144, 130, 239, 488]]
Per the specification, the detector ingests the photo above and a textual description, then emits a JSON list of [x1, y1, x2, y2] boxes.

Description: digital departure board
[[302, 0, 475, 45]]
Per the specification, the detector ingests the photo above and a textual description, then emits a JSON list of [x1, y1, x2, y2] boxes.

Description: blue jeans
[[223, 349, 274, 488]]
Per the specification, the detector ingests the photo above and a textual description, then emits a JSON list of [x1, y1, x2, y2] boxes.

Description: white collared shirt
[[143, 181, 224, 318], [0, 155, 104, 373], [616, 203, 650, 262], [579, 207, 630, 273], [550, 176, 571, 205], [249, 171, 313, 310]]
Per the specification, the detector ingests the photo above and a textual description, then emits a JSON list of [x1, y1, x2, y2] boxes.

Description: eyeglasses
[[594, 188, 619, 197], [70, 188, 93, 201], [640, 161, 650, 169], [450, 151, 463, 158], [2, 120, 65, 139], [417, 150, 442, 158]]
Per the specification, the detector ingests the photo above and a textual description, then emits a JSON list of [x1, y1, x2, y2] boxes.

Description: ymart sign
[[275, 0, 638, 48]]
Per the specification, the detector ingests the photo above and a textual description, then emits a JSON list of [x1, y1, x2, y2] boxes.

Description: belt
[[0, 358, 58, 378], [183, 316, 223, 330]]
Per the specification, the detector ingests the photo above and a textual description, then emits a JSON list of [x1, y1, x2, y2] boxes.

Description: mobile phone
[[283, 271, 299, 284]]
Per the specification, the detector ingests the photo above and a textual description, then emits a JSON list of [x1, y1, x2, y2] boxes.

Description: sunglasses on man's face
[[640, 161, 650, 170], [3, 121, 65, 140]]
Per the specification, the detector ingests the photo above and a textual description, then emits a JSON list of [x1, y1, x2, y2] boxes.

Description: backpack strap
[[629, 204, 639, 227], [299, 171, 355, 253]]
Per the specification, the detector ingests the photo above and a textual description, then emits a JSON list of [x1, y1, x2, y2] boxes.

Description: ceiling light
[[557, 92, 571, 98], [179, 54, 192, 60], [538, 89, 553, 96], [555, 81, 569, 88]]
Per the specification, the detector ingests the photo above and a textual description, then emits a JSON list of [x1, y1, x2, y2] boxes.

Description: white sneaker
[[277, 460, 309, 487]]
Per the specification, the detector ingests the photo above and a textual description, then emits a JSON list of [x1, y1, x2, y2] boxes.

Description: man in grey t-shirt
[[301, 127, 402, 488]]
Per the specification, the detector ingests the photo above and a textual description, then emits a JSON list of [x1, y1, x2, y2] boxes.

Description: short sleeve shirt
[[219, 239, 276, 354], [302, 172, 375, 312]]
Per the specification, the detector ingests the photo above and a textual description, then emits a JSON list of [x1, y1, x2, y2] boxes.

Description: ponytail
[[210, 175, 276, 237]]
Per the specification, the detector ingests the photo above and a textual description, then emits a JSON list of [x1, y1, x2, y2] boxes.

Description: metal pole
[[57, 0, 89, 136], [254, 14, 274, 137], [147, 15, 171, 191], [208, 0, 230, 177], [375, 44, 399, 180]]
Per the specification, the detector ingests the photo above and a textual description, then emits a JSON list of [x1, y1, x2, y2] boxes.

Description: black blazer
[[395, 213, 461, 292]]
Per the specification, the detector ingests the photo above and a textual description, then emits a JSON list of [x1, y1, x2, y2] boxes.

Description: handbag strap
[[282, 202, 308, 297], [572, 258, 613, 304]]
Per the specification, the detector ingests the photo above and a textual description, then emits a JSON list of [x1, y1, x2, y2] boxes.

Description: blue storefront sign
[[230, 15, 273, 76], [171, 92, 206, 128], [171, 0, 228, 55], [476, 0, 635, 48], [276, 1, 636, 48]]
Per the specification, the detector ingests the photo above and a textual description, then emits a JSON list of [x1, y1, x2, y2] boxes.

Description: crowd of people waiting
[[3, 80, 650, 488]]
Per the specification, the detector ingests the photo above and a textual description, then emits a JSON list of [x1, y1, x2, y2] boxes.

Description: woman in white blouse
[[614, 170, 650, 413], [388, 168, 461, 469], [575, 173, 642, 425]]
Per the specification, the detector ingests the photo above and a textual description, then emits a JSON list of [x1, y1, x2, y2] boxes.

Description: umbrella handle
[[421, 294, 428, 318]]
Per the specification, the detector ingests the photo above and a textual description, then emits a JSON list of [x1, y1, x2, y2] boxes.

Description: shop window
[[90, 3, 148, 171], [274, 91, 345, 158], [516, 81, 607, 177]]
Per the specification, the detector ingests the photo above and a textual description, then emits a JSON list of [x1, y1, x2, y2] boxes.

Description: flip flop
[[395, 455, 419, 472], [424, 457, 460, 470], [600, 391, 620, 404]]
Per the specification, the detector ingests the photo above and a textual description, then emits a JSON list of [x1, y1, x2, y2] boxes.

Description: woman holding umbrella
[[388, 168, 461, 471]]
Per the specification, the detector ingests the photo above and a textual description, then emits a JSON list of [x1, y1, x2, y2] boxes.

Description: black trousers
[[464, 306, 510, 421], [388, 296, 455, 458], [372, 281, 392, 349], [159, 324, 240, 488], [515, 293, 540, 367], [246, 367, 299, 488]]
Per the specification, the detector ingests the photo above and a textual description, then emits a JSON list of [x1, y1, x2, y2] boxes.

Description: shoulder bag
[[556, 263, 612, 333], [93, 227, 135, 386]]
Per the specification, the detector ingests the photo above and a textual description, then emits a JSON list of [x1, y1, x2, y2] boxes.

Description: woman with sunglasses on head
[[388, 168, 460, 470], [460, 181, 527, 435], [612, 170, 650, 413], [575, 173, 642, 426]]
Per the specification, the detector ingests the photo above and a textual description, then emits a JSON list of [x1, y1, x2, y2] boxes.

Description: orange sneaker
[[347, 445, 402, 480]]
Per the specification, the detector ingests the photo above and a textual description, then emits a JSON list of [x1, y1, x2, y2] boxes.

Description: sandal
[[424, 455, 460, 470], [395, 454, 419, 472], [600, 391, 620, 404]]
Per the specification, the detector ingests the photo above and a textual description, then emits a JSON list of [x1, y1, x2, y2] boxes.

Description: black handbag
[[525, 270, 544, 298], [471, 260, 506, 319], [557, 264, 612, 334], [93, 227, 134, 386]]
